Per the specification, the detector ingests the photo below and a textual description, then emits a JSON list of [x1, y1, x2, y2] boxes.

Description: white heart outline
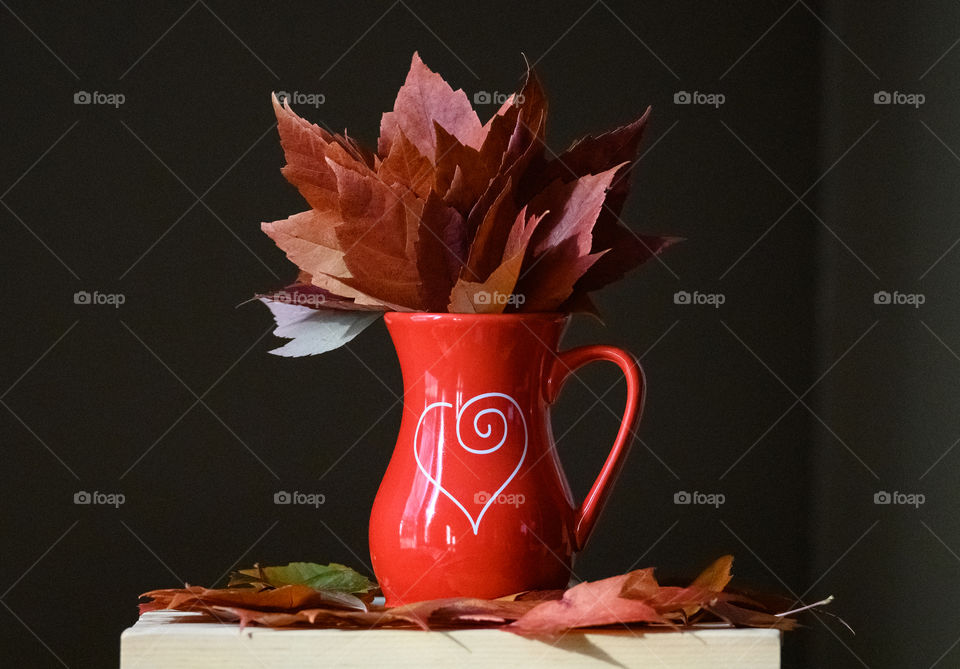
[[413, 392, 528, 535]]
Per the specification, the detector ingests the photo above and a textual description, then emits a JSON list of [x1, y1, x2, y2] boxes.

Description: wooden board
[[121, 611, 781, 668]]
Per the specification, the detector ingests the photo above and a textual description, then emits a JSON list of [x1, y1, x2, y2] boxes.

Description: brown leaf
[[508, 575, 664, 637], [261, 210, 391, 308], [272, 94, 373, 213], [617, 555, 737, 623], [377, 128, 436, 199], [379, 52, 486, 159], [140, 585, 367, 614], [329, 162, 427, 310], [416, 192, 467, 310], [433, 122, 490, 214], [705, 598, 797, 631], [448, 209, 543, 313], [513, 237, 606, 312], [460, 177, 518, 282], [691, 555, 734, 593], [527, 165, 624, 259]]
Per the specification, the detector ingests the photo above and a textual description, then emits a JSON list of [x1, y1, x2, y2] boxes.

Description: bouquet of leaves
[[258, 53, 677, 355]]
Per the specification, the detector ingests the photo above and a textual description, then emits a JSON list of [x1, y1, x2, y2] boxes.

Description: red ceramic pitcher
[[369, 312, 645, 605]]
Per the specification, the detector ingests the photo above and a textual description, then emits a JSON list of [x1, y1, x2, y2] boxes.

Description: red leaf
[[513, 237, 606, 312], [272, 95, 373, 213], [508, 575, 664, 637], [260, 210, 390, 308], [448, 209, 543, 313], [377, 128, 436, 199], [379, 52, 486, 158]]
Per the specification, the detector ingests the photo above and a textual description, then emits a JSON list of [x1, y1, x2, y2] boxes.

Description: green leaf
[[229, 562, 376, 595]]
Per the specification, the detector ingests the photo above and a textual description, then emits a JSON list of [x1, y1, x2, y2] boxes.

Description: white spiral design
[[456, 392, 522, 454]]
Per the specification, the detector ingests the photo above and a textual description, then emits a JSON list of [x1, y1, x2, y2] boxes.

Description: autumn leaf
[[448, 209, 544, 313], [507, 574, 664, 637], [379, 52, 486, 158], [228, 562, 375, 595], [377, 128, 436, 199], [140, 584, 367, 615], [260, 300, 380, 357]]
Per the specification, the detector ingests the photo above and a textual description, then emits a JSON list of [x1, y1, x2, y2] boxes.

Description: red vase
[[369, 312, 645, 605]]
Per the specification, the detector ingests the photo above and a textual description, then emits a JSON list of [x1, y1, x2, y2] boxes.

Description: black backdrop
[[1, 2, 957, 667]]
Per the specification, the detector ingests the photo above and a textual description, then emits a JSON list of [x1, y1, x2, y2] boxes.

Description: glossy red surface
[[370, 313, 645, 605]]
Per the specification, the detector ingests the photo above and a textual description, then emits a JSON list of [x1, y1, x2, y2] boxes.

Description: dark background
[[1, 1, 957, 667]]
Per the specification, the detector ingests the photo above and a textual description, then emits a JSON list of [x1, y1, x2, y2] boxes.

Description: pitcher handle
[[544, 345, 646, 551]]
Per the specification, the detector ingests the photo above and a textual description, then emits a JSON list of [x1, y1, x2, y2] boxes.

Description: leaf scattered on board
[[139, 556, 833, 635]]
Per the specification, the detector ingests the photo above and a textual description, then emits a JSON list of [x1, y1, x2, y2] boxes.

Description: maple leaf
[[448, 208, 544, 313], [377, 128, 436, 199], [507, 574, 665, 637], [379, 52, 486, 158], [228, 562, 376, 595]]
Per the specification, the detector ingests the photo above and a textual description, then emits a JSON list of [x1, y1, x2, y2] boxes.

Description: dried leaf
[[513, 238, 606, 312], [705, 598, 798, 631], [416, 192, 467, 309], [272, 94, 373, 213], [448, 209, 543, 313], [140, 584, 366, 614], [229, 562, 375, 595], [261, 210, 391, 307], [508, 575, 664, 637], [379, 52, 486, 158], [261, 301, 380, 357], [377, 128, 436, 199]]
